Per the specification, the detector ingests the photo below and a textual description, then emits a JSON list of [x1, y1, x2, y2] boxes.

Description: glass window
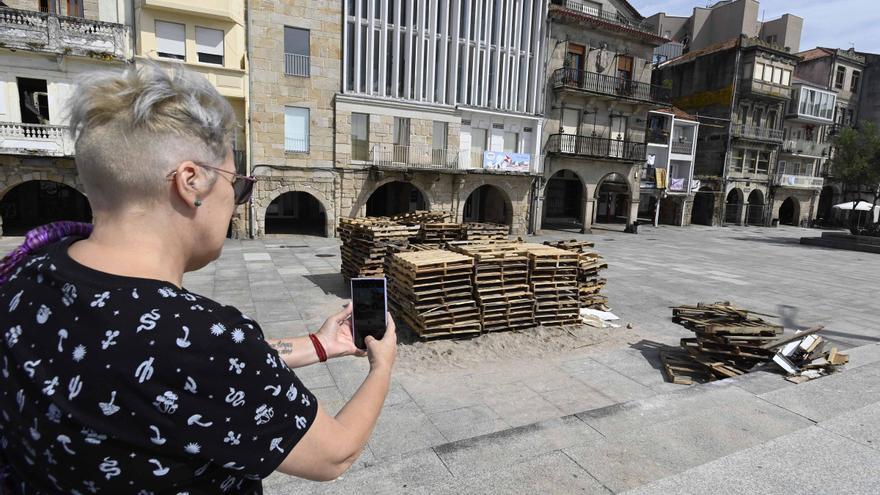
[[351, 113, 370, 160], [503, 131, 518, 152], [753, 63, 764, 81], [284, 26, 310, 56], [851, 71, 861, 93], [835, 66, 846, 89], [195, 27, 224, 65], [745, 150, 758, 173], [782, 69, 791, 86], [470, 128, 487, 166], [433, 121, 448, 149], [155, 20, 185, 60], [763, 65, 773, 82], [730, 149, 744, 173], [772, 67, 782, 84], [284, 106, 309, 152], [778, 160, 787, 174], [393, 117, 410, 146], [756, 151, 770, 174]]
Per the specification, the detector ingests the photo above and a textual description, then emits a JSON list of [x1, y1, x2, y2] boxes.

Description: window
[[351, 113, 369, 161], [617, 56, 634, 80], [17, 78, 49, 124], [393, 117, 409, 162], [772, 67, 782, 84], [762, 65, 773, 83], [756, 151, 770, 174], [778, 160, 787, 174], [156, 21, 186, 60], [566, 43, 586, 73], [753, 63, 764, 81], [195, 27, 224, 65], [284, 106, 309, 152], [40, 0, 82, 17], [432, 121, 448, 150], [503, 131, 518, 152], [851, 71, 861, 93], [284, 27, 310, 77], [730, 149, 744, 173], [782, 70, 791, 86], [471, 128, 487, 166], [745, 150, 758, 173], [835, 66, 846, 89]]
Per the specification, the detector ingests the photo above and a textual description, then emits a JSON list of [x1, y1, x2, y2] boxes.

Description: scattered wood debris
[[661, 302, 848, 385]]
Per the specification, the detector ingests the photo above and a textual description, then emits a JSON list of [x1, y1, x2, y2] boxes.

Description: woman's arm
[[275, 315, 397, 481], [267, 303, 364, 368]]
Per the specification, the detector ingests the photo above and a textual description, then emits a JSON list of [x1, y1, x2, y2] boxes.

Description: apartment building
[[639, 107, 699, 226], [655, 36, 800, 227], [0, 0, 131, 235], [134, 0, 249, 235], [248, 0, 547, 238], [794, 47, 869, 223], [536, 0, 669, 233]]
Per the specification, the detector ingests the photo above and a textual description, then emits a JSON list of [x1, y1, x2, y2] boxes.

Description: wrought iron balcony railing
[[284, 53, 310, 77], [371, 144, 462, 170], [731, 124, 784, 142], [552, 68, 671, 104], [552, 0, 656, 34], [671, 141, 693, 155], [546, 134, 646, 162], [773, 174, 825, 188]]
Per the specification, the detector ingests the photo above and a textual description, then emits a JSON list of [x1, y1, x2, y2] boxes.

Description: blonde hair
[[69, 62, 236, 210]]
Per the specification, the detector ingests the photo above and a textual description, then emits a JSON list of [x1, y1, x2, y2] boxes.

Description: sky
[[628, 0, 880, 54]]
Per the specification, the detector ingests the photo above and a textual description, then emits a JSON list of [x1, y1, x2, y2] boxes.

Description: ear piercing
[[194, 199, 203, 207]]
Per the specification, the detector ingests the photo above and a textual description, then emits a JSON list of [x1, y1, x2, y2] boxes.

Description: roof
[[659, 37, 739, 68], [651, 106, 699, 122], [798, 47, 834, 62]]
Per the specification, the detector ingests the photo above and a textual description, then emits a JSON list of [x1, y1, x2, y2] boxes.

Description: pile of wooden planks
[[448, 243, 536, 332], [661, 302, 847, 385], [521, 244, 581, 326], [544, 240, 609, 309], [418, 223, 464, 242], [338, 218, 419, 281], [463, 223, 509, 241], [386, 250, 482, 339], [389, 210, 450, 225]]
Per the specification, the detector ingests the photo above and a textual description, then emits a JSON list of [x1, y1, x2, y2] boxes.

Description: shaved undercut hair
[[68, 63, 236, 210]]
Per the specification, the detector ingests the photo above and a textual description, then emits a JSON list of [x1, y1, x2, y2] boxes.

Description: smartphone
[[350, 277, 388, 351]]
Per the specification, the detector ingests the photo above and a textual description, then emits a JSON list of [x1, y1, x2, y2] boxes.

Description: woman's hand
[[365, 313, 396, 373], [316, 303, 365, 359]]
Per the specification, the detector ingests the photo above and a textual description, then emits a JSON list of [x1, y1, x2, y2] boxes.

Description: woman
[[0, 64, 397, 494]]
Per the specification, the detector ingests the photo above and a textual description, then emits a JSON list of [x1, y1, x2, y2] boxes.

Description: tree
[[831, 122, 880, 233]]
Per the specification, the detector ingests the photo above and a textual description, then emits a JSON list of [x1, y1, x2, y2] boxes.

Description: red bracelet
[[309, 334, 327, 362]]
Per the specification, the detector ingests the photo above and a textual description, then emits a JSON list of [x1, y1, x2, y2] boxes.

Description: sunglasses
[[167, 162, 257, 205]]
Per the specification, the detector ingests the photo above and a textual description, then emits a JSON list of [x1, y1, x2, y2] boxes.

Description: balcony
[[731, 124, 784, 143], [550, 0, 657, 36], [739, 78, 792, 100], [371, 144, 463, 171], [546, 134, 646, 162], [0, 7, 129, 61], [671, 141, 693, 155], [0, 122, 73, 156], [773, 174, 825, 189], [646, 129, 670, 145], [781, 139, 829, 158], [284, 53, 310, 77], [552, 68, 671, 104]]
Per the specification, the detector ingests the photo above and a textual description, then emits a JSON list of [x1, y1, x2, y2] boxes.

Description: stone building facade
[[536, 0, 669, 233], [0, 0, 131, 235]]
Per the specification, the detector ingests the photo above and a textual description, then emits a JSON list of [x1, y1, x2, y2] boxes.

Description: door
[[561, 108, 580, 153], [566, 43, 586, 87], [470, 128, 486, 168], [610, 115, 628, 158], [617, 55, 634, 96]]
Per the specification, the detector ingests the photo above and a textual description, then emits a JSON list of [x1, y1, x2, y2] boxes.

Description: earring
[[194, 199, 202, 207]]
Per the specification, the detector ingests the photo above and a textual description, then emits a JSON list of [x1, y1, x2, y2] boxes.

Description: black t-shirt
[[0, 237, 317, 494]]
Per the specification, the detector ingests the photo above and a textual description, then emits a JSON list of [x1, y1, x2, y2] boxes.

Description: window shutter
[[156, 21, 185, 57], [196, 27, 224, 56]]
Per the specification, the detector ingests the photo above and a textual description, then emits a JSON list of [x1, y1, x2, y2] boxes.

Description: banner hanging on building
[[483, 151, 531, 172]]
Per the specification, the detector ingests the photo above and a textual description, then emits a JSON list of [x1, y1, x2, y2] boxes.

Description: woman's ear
[[172, 161, 203, 208]]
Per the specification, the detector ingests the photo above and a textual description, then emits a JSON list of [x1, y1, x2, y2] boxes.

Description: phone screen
[[351, 278, 387, 350]]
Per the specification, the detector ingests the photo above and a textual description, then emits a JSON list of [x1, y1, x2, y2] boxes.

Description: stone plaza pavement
[[4, 225, 877, 492]]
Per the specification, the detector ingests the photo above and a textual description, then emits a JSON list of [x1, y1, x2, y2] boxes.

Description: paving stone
[[627, 426, 880, 495], [560, 357, 656, 404], [428, 404, 510, 443], [759, 361, 880, 422], [434, 415, 603, 478], [478, 381, 564, 428], [818, 401, 880, 452], [243, 252, 272, 261], [366, 400, 446, 459]]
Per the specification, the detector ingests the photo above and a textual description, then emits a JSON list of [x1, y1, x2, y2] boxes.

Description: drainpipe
[[720, 37, 743, 227], [245, 0, 255, 239]]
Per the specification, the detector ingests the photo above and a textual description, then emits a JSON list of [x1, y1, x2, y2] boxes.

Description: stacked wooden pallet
[[448, 243, 536, 332], [337, 218, 419, 281], [386, 250, 482, 339], [661, 302, 845, 385], [418, 223, 464, 242], [543, 240, 609, 309], [462, 223, 509, 241], [521, 244, 580, 326], [390, 210, 449, 225]]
